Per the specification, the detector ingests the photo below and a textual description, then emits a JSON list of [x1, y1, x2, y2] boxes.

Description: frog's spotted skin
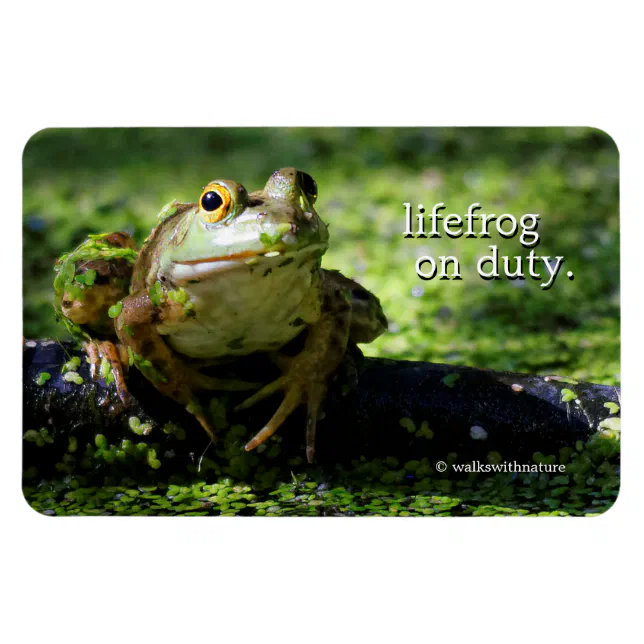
[[54, 168, 387, 462], [162, 242, 325, 359]]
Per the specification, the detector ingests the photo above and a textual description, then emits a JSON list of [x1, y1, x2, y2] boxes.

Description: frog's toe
[[304, 384, 325, 464], [84, 339, 131, 406], [234, 376, 287, 412], [241, 375, 326, 463], [243, 385, 302, 452], [84, 341, 101, 380], [188, 400, 218, 444], [98, 340, 131, 406]]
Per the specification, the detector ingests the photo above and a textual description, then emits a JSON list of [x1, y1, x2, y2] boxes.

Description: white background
[[2, 2, 641, 643]]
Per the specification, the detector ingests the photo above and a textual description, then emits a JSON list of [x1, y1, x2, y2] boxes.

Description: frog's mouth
[[173, 249, 260, 266], [170, 243, 326, 280]]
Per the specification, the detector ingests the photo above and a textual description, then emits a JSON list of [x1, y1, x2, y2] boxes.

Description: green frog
[[54, 168, 387, 462]]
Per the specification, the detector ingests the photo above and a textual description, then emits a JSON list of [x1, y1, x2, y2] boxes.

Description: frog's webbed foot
[[237, 281, 352, 463], [236, 356, 327, 464], [84, 339, 131, 406]]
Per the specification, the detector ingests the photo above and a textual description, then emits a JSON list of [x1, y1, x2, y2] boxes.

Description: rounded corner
[[22, 127, 56, 164], [21, 483, 55, 518], [585, 126, 620, 157], [587, 480, 621, 518]]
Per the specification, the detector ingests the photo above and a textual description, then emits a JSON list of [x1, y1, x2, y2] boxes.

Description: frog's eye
[[199, 186, 232, 223], [202, 191, 222, 211], [298, 172, 318, 204]]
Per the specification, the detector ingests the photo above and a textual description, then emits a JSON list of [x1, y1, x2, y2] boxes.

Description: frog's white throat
[[160, 245, 324, 360]]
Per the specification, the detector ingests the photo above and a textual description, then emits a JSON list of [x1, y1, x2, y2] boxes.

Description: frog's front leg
[[238, 277, 354, 463], [114, 290, 257, 443], [113, 290, 215, 440]]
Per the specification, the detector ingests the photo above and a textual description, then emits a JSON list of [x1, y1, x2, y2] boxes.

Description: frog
[[54, 168, 387, 463]]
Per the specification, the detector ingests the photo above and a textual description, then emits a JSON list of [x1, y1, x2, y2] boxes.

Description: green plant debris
[[62, 371, 84, 385], [167, 287, 194, 316], [108, 301, 123, 318], [75, 269, 97, 286], [162, 422, 186, 441], [560, 388, 578, 403], [442, 373, 461, 388], [61, 356, 81, 374], [23, 428, 55, 448], [399, 417, 415, 433], [603, 402, 620, 415], [415, 421, 434, 440], [132, 354, 168, 383], [157, 201, 178, 222], [148, 282, 164, 307], [36, 372, 51, 386], [128, 416, 153, 436], [167, 288, 188, 304], [260, 226, 289, 248], [598, 417, 621, 433]]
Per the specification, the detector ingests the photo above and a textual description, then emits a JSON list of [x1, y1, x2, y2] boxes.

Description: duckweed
[[148, 282, 164, 306], [442, 373, 461, 388], [560, 388, 578, 403], [36, 371, 51, 386], [63, 371, 84, 385], [61, 356, 81, 373], [107, 301, 122, 318], [22, 414, 620, 517], [128, 416, 153, 436], [24, 428, 55, 447], [603, 402, 620, 415]]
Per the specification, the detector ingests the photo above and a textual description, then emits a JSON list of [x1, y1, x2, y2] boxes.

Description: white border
[[3, 3, 641, 643]]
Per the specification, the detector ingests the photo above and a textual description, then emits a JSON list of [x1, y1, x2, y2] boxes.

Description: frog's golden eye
[[200, 186, 232, 223], [298, 172, 318, 204]]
